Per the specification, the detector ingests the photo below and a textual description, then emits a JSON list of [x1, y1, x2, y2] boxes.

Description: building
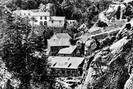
[[58, 45, 77, 56], [13, 10, 66, 28], [77, 23, 88, 32], [13, 3, 55, 18], [30, 12, 50, 26], [12, 10, 33, 18], [66, 20, 78, 26], [13, 6, 65, 28], [47, 16, 65, 28], [13, 9, 50, 18], [48, 56, 84, 77], [30, 16, 65, 28], [47, 33, 71, 56], [66, 20, 78, 29]]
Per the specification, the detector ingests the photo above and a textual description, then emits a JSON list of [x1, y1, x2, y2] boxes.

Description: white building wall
[[47, 20, 65, 28], [31, 16, 50, 26]]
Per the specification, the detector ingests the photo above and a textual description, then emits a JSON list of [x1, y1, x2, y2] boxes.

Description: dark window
[[45, 16, 47, 20], [40, 21, 43, 25], [44, 21, 47, 25], [67, 70, 70, 75], [34, 19, 37, 22], [62, 70, 65, 75], [40, 16, 42, 20], [51, 20, 54, 23]]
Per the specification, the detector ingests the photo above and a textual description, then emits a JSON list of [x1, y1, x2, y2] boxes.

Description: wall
[[32, 16, 50, 26], [47, 20, 65, 28], [51, 68, 81, 77]]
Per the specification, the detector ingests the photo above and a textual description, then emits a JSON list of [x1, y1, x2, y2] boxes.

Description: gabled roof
[[49, 16, 65, 21], [50, 33, 71, 41], [48, 56, 84, 69], [13, 10, 50, 17], [54, 33, 71, 39], [58, 45, 77, 54], [31, 11, 50, 17], [13, 10, 32, 13], [48, 33, 71, 46]]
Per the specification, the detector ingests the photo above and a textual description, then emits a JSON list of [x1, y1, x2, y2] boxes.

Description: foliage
[[2, 15, 54, 89]]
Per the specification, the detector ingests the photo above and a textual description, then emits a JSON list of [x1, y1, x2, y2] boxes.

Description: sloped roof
[[54, 33, 71, 39], [13, 10, 50, 17], [13, 10, 32, 15], [58, 45, 77, 54], [48, 56, 84, 69], [48, 33, 71, 46], [48, 39, 70, 46], [49, 16, 65, 21], [31, 11, 50, 17]]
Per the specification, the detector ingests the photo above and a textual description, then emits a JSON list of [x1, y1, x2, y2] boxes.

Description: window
[[44, 21, 47, 25], [51, 20, 54, 23], [40, 16, 42, 20], [62, 70, 65, 75], [67, 70, 70, 75], [45, 16, 47, 20], [40, 21, 43, 25], [34, 19, 37, 22]]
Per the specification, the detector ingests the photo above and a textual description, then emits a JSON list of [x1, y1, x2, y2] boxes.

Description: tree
[[2, 15, 53, 89]]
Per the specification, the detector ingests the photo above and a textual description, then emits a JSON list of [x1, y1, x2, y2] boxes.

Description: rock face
[[82, 24, 133, 89], [80, 1, 133, 88], [82, 36, 131, 89]]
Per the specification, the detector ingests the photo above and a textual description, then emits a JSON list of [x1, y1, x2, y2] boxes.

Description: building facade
[[48, 56, 84, 77], [30, 16, 65, 28], [47, 33, 71, 56]]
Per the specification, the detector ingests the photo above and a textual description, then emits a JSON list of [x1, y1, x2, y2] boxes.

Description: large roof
[[58, 45, 77, 54], [31, 11, 50, 16], [48, 33, 71, 46], [13, 10, 50, 17], [48, 56, 84, 69], [53, 33, 71, 39], [49, 16, 65, 21]]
